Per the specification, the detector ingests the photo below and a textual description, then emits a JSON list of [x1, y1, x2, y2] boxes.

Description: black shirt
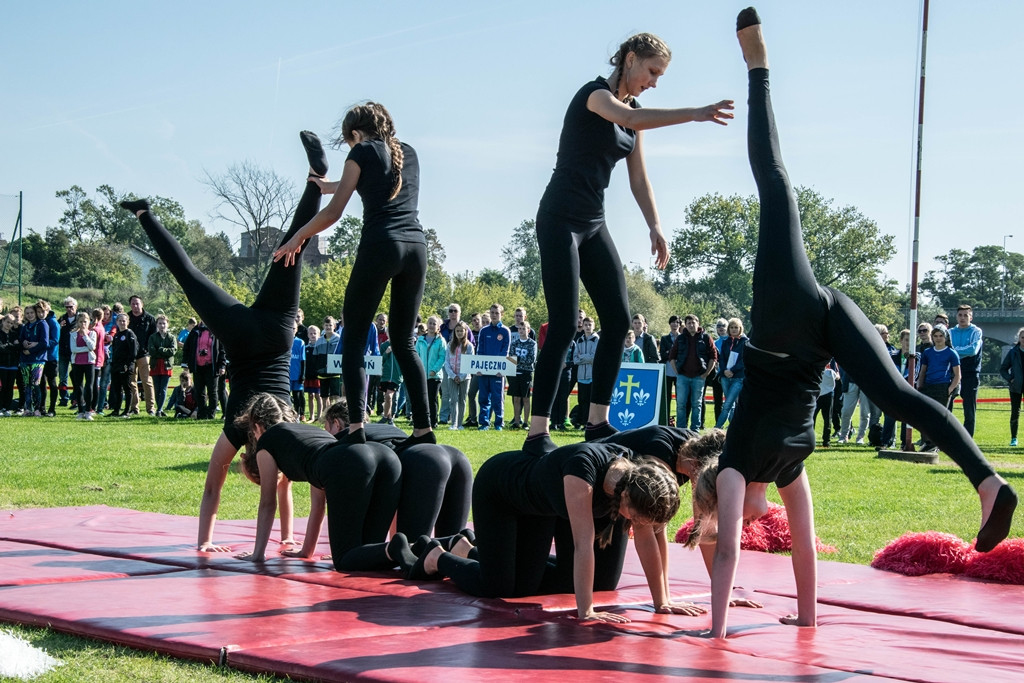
[[128, 311, 157, 359], [598, 425, 697, 486], [539, 77, 639, 221], [348, 139, 424, 247], [256, 422, 340, 489]]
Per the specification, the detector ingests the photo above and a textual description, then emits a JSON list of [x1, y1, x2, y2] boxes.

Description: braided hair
[[596, 454, 680, 548], [685, 457, 721, 549], [233, 392, 298, 484], [608, 33, 672, 102], [334, 102, 404, 200]]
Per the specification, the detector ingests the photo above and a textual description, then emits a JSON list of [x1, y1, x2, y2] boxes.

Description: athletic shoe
[[83, 413, 94, 421], [494, 424, 503, 431], [477, 425, 489, 431], [1011, 438, 1018, 447], [855, 438, 865, 445], [463, 418, 478, 428]]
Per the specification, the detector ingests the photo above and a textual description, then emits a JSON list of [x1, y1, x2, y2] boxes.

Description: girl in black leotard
[[234, 393, 402, 571], [322, 399, 472, 539], [414, 442, 691, 624], [691, 9, 1017, 639], [274, 103, 432, 453], [523, 35, 734, 456], [121, 132, 329, 552]]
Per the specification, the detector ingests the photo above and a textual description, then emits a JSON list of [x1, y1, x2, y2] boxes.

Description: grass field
[[1, 390, 1022, 681]]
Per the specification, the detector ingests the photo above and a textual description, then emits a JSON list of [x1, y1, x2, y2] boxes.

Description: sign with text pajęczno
[[608, 362, 663, 432], [326, 354, 383, 376], [466, 355, 513, 376]]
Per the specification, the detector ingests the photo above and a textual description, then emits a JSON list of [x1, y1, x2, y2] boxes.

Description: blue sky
[[2, 1, 1021, 287]]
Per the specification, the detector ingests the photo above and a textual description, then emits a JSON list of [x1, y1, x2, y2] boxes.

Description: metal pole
[[903, 0, 929, 452]]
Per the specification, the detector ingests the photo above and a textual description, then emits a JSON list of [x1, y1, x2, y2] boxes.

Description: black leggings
[[395, 444, 472, 539], [138, 180, 321, 445], [1010, 391, 1023, 439], [109, 369, 132, 415], [531, 214, 630, 418], [342, 240, 430, 430], [310, 442, 402, 572], [70, 364, 95, 413], [0, 368, 15, 410], [745, 68, 994, 488]]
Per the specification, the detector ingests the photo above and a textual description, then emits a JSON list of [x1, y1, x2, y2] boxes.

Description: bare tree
[[203, 162, 299, 294]]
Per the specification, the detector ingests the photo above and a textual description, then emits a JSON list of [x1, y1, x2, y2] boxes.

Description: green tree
[[326, 215, 363, 263], [500, 219, 542, 298], [665, 188, 896, 320], [921, 245, 1024, 310]]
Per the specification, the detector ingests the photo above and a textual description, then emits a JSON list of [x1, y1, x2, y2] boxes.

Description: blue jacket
[[289, 337, 305, 382], [44, 312, 59, 362], [718, 334, 748, 379], [477, 322, 511, 357], [19, 319, 49, 364], [416, 334, 446, 380]]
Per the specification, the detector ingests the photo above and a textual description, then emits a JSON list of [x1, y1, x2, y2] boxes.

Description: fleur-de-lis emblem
[[618, 409, 635, 426], [634, 388, 650, 407], [611, 387, 625, 405]]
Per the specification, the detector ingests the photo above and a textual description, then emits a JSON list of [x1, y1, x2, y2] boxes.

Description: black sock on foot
[[976, 484, 1018, 552], [337, 427, 366, 445], [300, 130, 329, 177], [459, 527, 476, 545], [119, 198, 151, 214], [737, 7, 761, 31], [386, 533, 417, 573], [522, 433, 558, 457], [408, 539, 442, 580], [585, 421, 617, 441], [393, 430, 436, 453]]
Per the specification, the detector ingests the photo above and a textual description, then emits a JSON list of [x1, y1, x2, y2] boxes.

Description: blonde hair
[[596, 455, 680, 549], [233, 393, 297, 484], [685, 458, 722, 549], [677, 429, 726, 481]]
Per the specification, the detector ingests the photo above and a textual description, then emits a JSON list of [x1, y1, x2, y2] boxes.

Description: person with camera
[[183, 319, 225, 420]]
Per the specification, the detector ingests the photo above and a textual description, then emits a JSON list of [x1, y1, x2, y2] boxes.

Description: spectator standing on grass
[[813, 360, 840, 447], [917, 325, 960, 451], [294, 309, 307, 344], [705, 318, 729, 427], [69, 311, 97, 420], [464, 312, 485, 428], [659, 315, 681, 426], [37, 300, 59, 417], [443, 320, 473, 430], [148, 314, 177, 417], [8, 307, 25, 411], [290, 320, 306, 421], [107, 313, 138, 418], [379, 326, 403, 425], [999, 326, 1024, 447], [0, 314, 19, 415], [56, 296, 77, 408], [670, 314, 717, 431], [632, 314, 659, 364], [184, 319, 225, 420], [715, 318, 748, 429], [127, 295, 157, 415], [303, 325, 322, 422], [950, 304, 983, 437], [416, 315, 445, 428], [19, 303, 48, 415], [508, 321, 537, 429], [573, 317, 599, 425], [477, 304, 511, 431], [177, 317, 197, 348], [90, 308, 106, 415], [621, 329, 644, 363], [315, 316, 343, 407], [98, 305, 119, 412]]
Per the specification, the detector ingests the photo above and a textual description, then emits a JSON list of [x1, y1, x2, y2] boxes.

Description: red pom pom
[[964, 538, 1024, 584], [674, 520, 695, 545], [871, 532, 974, 576], [673, 502, 837, 553]]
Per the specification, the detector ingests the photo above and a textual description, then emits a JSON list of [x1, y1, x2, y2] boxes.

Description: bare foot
[[737, 9, 768, 70]]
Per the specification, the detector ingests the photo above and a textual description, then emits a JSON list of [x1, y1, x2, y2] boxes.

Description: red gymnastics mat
[[2, 507, 1023, 682]]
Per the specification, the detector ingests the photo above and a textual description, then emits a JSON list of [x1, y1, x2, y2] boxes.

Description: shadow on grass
[[928, 468, 1024, 480], [160, 460, 241, 474]]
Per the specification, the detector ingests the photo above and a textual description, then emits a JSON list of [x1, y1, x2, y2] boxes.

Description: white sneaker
[[855, 438, 865, 445]]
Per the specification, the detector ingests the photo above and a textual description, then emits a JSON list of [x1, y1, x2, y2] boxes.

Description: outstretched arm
[[197, 435, 238, 552], [587, 89, 734, 132], [565, 476, 628, 623], [273, 160, 361, 267], [277, 478, 295, 544], [699, 538, 762, 609], [776, 471, 817, 628], [625, 134, 669, 270], [236, 450, 281, 562], [635, 523, 704, 616], [709, 467, 746, 638]]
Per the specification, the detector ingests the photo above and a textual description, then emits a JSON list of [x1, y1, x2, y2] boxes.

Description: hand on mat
[[234, 551, 264, 562], [655, 601, 706, 616], [779, 613, 814, 627], [279, 538, 300, 548], [281, 547, 314, 559], [198, 543, 232, 553], [273, 236, 306, 267], [730, 597, 763, 609], [580, 611, 630, 624]]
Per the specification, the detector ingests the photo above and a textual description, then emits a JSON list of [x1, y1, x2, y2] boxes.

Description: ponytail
[[335, 101, 404, 200]]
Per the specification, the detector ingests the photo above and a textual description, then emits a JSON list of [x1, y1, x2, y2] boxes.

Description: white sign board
[[326, 354, 383, 376], [466, 354, 513, 376]]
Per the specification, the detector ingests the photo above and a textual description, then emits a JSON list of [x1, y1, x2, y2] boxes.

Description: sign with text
[[326, 354, 383, 376], [467, 355, 513, 376], [608, 362, 663, 432]]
